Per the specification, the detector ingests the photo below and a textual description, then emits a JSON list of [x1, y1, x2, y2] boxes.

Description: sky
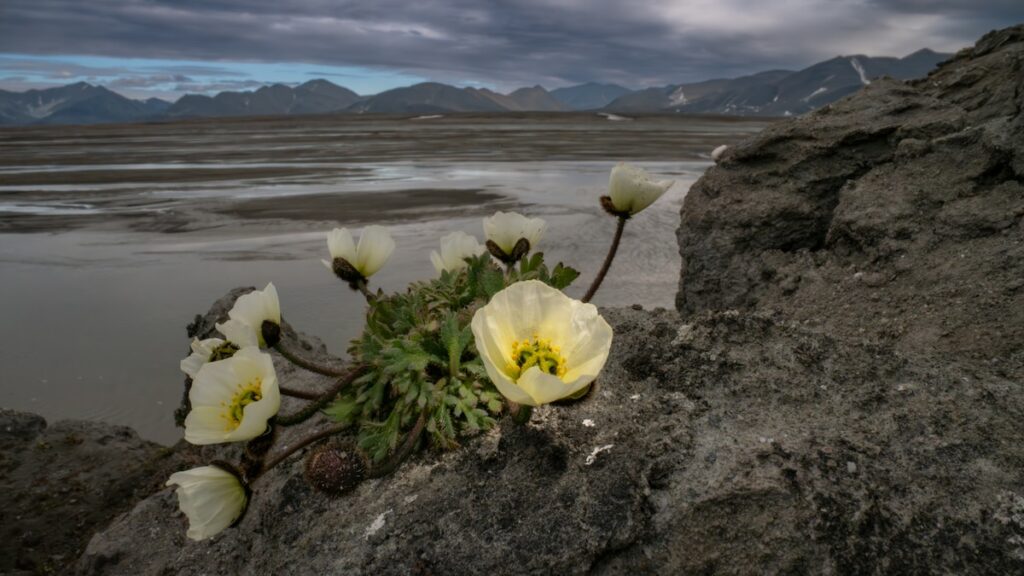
[[0, 0, 1020, 101]]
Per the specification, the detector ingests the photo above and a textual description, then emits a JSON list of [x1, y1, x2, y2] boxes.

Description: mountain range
[[0, 49, 950, 126]]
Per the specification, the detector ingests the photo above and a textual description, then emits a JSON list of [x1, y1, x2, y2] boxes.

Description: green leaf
[[548, 263, 580, 290], [322, 395, 361, 424]]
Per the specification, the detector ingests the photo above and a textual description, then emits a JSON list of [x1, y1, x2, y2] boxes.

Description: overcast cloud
[[0, 0, 1020, 95]]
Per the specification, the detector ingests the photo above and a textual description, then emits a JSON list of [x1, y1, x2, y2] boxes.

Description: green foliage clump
[[323, 252, 579, 461]]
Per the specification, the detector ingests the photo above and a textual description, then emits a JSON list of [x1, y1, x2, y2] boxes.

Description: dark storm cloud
[[1, 0, 1021, 88]]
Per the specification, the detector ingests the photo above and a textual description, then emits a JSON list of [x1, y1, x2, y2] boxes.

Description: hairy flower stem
[[257, 423, 349, 478], [368, 410, 428, 478], [510, 403, 533, 424], [275, 366, 366, 426], [354, 280, 375, 302], [582, 215, 627, 304], [274, 340, 348, 377]]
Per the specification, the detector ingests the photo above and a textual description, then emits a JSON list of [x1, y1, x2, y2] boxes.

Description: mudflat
[[0, 112, 770, 443]]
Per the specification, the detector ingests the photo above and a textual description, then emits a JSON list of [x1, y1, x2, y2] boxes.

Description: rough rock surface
[[6, 24, 1020, 575], [677, 25, 1024, 378], [0, 409, 166, 574], [77, 305, 1024, 574]]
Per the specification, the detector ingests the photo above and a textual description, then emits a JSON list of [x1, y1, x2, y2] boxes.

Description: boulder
[[677, 25, 1024, 377]]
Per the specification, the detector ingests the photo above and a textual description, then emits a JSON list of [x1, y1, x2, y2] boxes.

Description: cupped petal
[[561, 309, 613, 383], [444, 231, 482, 270], [166, 466, 247, 541], [216, 319, 258, 348], [516, 367, 594, 405], [180, 337, 225, 378], [471, 280, 613, 407], [522, 217, 546, 248], [189, 357, 242, 407], [430, 250, 445, 275], [185, 347, 279, 445], [327, 228, 357, 262], [183, 406, 231, 445], [484, 211, 544, 254], [355, 225, 395, 278], [608, 162, 674, 215], [228, 283, 281, 327]]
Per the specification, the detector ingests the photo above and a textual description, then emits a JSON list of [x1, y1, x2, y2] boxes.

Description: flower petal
[[216, 319, 258, 348], [167, 465, 247, 541], [471, 280, 612, 406], [483, 212, 545, 254], [520, 366, 593, 403], [184, 347, 280, 445], [327, 228, 357, 262], [429, 250, 445, 275], [355, 225, 395, 278], [608, 162, 674, 215]]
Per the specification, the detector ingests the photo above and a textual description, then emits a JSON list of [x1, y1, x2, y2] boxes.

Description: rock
[[0, 409, 167, 574], [677, 25, 1024, 374], [76, 307, 1024, 574], [13, 23, 1022, 576]]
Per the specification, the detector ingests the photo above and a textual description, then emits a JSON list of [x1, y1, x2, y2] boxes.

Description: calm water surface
[[0, 113, 770, 443]]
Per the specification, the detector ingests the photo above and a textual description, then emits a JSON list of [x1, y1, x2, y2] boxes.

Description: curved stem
[[279, 386, 320, 400], [275, 366, 365, 426], [274, 340, 348, 377], [509, 402, 533, 424], [354, 280, 375, 303], [257, 423, 349, 478], [368, 409, 428, 478], [582, 216, 627, 304]]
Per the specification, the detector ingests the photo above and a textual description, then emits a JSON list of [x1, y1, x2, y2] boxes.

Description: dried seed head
[[303, 445, 367, 496]]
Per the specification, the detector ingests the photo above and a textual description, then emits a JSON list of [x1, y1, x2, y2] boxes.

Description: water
[[0, 113, 771, 443]]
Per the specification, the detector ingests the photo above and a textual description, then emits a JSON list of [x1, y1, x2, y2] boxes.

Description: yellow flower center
[[221, 378, 263, 431], [510, 335, 567, 379]]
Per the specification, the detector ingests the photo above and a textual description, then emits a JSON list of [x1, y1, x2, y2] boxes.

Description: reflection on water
[[0, 114, 769, 443]]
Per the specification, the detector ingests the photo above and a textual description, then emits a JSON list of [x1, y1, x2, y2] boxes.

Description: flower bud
[[483, 211, 545, 265], [304, 445, 367, 496], [166, 462, 250, 541], [324, 226, 395, 280], [430, 231, 485, 274], [607, 162, 674, 216]]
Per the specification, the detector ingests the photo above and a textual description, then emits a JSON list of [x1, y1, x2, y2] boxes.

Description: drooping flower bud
[[430, 231, 485, 274], [606, 162, 674, 217], [166, 462, 250, 541], [322, 226, 395, 282], [483, 211, 545, 265], [303, 444, 368, 496]]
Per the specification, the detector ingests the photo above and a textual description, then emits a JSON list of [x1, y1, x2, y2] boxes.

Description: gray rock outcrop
[[7, 24, 1023, 576], [677, 25, 1024, 377], [0, 410, 166, 573]]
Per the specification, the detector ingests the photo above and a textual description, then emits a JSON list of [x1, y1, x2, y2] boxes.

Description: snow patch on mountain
[[668, 87, 688, 106], [850, 58, 871, 85]]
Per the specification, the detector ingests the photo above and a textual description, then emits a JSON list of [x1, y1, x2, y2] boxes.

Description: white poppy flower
[[470, 280, 613, 406], [322, 226, 395, 279], [607, 162, 674, 216], [166, 465, 248, 541], [483, 211, 546, 255], [214, 283, 281, 348], [430, 231, 485, 274], [184, 347, 280, 445], [180, 337, 228, 378]]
